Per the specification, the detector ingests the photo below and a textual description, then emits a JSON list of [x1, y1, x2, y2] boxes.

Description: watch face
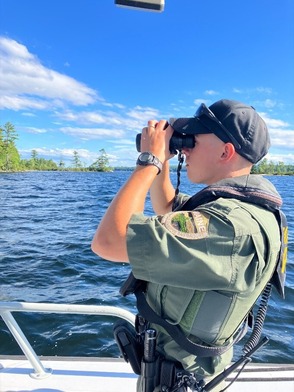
[[137, 152, 162, 174], [140, 152, 151, 163]]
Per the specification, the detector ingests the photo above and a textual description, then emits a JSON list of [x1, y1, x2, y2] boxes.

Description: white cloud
[[56, 110, 107, 124], [267, 152, 294, 164], [60, 126, 125, 140], [101, 101, 126, 109], [204, 90, 219, 96], [269, 129, 294, 149], [55, 105, 162, 133], [259, 112, 294, 150], [232, 87, 272, 95], [21, 112, 36, 117], [126, 106, 160, 121], [263, 99, 277, 108], [255, 87, 272, 94], [0, 95, 50, 110], [0, 36, 98, 110], [25, 127, 48, 134], [259, 112, 289, 129]]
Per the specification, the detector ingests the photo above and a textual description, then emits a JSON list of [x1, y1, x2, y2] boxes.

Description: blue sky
[[0, 0, 293, 167]]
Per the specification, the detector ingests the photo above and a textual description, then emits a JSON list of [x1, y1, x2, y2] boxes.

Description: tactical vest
[[121, 176, 288, 358]]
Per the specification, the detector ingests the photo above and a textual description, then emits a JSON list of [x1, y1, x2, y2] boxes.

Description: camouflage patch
[[161, 211, 209, 239]]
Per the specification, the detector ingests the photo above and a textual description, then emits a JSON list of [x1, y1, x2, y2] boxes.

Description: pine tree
[[72, 150, 83, 170], [0, 122, 20, 171], [89, 149, 112, 172]]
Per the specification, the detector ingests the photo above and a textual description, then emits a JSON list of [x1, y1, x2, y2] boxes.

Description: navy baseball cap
[[170, 99, 270, 164]]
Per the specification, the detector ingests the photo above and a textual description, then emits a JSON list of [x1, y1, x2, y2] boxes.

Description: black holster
[[113, 319, 144, 375]]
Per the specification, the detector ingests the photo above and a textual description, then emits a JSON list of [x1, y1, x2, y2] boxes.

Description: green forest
[[1, 122, 294, 174], [0, 122, 112, 172]]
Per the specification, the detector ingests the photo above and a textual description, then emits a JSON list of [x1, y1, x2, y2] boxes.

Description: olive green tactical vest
[[145, 176, 281, 349]]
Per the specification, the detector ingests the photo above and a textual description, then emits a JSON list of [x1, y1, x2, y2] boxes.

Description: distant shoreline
[[0, 169, 293, 176]]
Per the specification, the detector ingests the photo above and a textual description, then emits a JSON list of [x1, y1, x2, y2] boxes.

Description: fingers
[[142, 120, 167, 133]]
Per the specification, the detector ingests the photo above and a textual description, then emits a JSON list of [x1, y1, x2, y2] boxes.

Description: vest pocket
[[160, 286, 195, 325], [189, 291, 235, 344]]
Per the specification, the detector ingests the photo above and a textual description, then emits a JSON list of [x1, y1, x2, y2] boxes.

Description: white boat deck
[[0, 356, 137, 392], [0, 356, 293, 392]]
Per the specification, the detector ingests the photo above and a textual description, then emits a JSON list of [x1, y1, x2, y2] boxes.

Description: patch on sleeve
[[161, 211, 210, 239]]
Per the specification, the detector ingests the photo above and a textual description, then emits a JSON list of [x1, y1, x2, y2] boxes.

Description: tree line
[[251, 158, 294, 175], [0, 122, 112, 172], [1, 122, 294, 174]]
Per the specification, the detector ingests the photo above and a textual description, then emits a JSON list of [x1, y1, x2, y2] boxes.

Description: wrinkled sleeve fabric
[[127, 198, 263, 292]]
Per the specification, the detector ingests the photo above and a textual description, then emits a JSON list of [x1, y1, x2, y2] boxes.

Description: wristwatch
[[136, 152, 163, 175]]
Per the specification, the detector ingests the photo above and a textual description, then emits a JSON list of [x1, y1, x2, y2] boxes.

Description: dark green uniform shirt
[[126, 175, 281, 377]]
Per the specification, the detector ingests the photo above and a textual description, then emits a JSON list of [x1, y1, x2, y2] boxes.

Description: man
[[91, 99, 282, 391]]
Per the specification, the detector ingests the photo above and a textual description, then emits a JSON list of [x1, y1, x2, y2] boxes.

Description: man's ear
[[221, 143, 235, 161]]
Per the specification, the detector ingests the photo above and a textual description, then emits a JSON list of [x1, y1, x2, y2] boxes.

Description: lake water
[[0, 171, 293, 363]]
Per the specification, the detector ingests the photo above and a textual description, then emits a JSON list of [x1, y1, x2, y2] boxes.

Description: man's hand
[[140, 120, 174, 164]]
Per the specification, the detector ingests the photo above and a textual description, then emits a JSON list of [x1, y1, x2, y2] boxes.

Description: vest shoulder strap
[[177, 184, 282, 213]]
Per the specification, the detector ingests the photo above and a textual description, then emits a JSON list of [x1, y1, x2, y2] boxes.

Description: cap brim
[[170, 117, 212, 135]]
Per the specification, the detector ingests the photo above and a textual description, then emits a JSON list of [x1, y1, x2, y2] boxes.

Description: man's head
[[171, 99, 270, 164]]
